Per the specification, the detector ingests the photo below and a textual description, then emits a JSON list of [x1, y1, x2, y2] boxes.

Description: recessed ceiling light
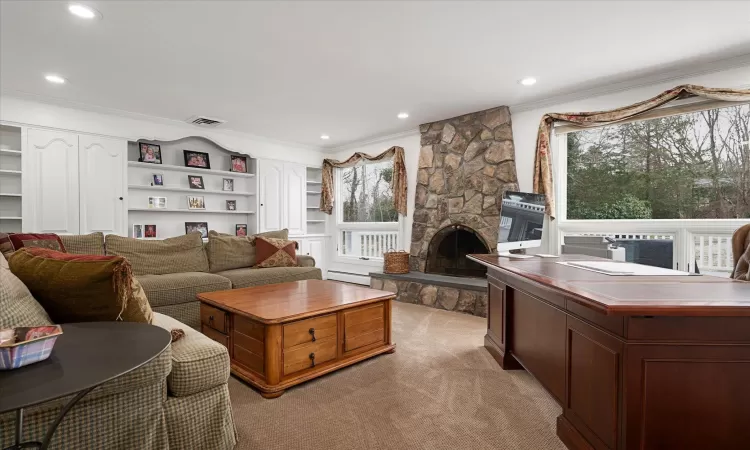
[[320, 135, 330, 140], [519, 77, 537, 86], [68, 3, 102, 20], [45, 74, 67, 84], [397, 112, 409, 119]]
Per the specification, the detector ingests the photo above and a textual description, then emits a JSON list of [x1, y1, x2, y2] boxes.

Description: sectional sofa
[[0, 230, 321, 449]]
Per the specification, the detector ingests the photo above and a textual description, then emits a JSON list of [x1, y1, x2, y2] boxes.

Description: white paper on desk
[[556, 261, 694, 276]]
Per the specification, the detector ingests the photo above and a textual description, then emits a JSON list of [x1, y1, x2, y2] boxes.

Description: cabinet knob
[[119, 197, 123, 200]]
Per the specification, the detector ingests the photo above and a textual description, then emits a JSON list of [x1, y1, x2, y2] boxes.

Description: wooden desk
[[468, 254, 750, 450]]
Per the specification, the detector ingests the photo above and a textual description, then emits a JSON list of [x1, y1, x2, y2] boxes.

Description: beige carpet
[[229, 302, 566, 450]]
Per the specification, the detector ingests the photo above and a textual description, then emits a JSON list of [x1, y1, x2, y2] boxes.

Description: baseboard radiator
[[326, 270, 370, 286]]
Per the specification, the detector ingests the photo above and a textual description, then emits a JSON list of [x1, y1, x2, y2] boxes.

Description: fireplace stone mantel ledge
[[369, 271, 487, 292]]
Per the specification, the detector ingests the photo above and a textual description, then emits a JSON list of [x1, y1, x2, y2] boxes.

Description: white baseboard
[[326, 270, 370, 285]]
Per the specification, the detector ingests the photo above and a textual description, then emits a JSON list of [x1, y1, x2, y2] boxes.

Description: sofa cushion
[[0, 252, 52, 328], [137, 272, 231, 308], [59, 232, 105, 255], [206, 228, 289, 273], [152, 312, 230, 397], [216, 266, 322, 289], [106, 233, 210, 276], [8, 248, 153, 324], [1, 232, 66, 255]]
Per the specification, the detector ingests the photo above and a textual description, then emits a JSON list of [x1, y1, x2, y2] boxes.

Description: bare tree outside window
[[340, 160, 398, 223], [567, 104, 750, 220]]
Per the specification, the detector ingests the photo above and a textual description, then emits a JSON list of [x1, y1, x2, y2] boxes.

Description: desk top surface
[[469, 254, 750, 316]]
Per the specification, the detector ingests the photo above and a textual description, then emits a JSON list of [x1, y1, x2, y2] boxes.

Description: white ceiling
[[1, 1, 750, 148]]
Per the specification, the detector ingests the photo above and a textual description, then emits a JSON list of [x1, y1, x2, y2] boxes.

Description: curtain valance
[[320, 146, 408, 216], [533, 84, 750, 220]]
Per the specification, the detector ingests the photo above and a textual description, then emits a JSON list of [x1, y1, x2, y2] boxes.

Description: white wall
[[0, 96, 325, 166], [325, 131, 420, 277], [510, 64, 750, 192]]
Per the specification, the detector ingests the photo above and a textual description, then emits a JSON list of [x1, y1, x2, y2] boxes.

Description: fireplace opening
[[425, 225, 489, 278]]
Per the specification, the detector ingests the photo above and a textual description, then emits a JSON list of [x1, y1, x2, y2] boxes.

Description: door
[[283, 162, 306, 235], [308, 238, 324, 273], [26, 128, 79, 234], [78, 135, 127, 235], [257, 159, 284, 232]]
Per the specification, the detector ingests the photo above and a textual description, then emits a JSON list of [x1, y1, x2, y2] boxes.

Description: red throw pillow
[[255, 237, 298, 268], [2, 233, 66, 255]]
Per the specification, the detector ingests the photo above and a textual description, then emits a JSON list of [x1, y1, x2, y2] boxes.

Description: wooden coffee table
[[197, 279, 396, 398]]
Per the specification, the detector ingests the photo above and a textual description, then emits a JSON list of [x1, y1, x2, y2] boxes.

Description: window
[[336, 160, 399, 259], [566, 103, 750, 220]]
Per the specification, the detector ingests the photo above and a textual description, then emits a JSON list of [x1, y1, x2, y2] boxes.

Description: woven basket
[[383, 250, 410, 274]]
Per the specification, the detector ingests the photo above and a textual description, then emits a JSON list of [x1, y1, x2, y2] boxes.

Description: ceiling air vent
[[185, 115, 226, 128]]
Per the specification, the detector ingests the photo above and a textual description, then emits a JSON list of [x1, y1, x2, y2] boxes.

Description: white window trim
[[332, 163, 402, 264]]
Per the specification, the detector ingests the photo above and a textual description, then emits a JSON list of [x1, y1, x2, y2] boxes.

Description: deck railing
[[340, 231, 399, 259]]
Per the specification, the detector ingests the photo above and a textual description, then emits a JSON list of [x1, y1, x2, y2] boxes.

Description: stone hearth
[[410, 105, 519, 272]]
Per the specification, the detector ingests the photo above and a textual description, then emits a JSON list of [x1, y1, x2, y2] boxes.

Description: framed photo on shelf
[[184, 150, 211, 169], [188, 175, 205, 189], [187, 195, 206, 210], [144, 224, 157, 238], [185, 222, 208, 239], [139, 143, 162, 164], [226, 200, 237, 211], [230, 155, 247, 173], [153, 174, 164, 186], [223, 178, 234, 191], [132, 224, 144, 238], [235, 224, 247, 236], [148, 196, 167, 209]]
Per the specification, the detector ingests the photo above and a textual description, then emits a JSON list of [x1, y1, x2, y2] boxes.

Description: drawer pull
[[309, 327, 316, 342], [209, 315, 214, 322], [309, 352, 315, 367]]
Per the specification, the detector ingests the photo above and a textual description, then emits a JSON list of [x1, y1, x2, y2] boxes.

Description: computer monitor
[[497, 191, 545, 252]]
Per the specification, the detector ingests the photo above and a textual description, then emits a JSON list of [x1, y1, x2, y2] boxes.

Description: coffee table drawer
[[344, 303, 385, 352], [201, 324, 228, 349], [283, 337, 337, 375], [283, 314, 337, 349], [201, 303, 227, 333]]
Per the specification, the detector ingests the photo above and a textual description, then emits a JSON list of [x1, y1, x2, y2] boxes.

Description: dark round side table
[[0, 322, 171, 450]]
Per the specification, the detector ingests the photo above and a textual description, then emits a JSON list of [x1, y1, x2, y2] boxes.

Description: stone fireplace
[[370, 105, 519, 317]]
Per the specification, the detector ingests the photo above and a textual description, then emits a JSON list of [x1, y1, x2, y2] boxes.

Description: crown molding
[[0, 89, 324, 152], [325, 129, 419, 154], [509, 53, 750, 113]]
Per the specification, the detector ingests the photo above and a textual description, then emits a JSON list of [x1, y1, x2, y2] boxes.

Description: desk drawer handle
[[309, 352, 316, 367], [208, 315, 214, 322], [309, 327, 316, 342]]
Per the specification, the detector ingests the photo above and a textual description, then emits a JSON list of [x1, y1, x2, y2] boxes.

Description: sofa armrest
[[297, 255, 316, 267]]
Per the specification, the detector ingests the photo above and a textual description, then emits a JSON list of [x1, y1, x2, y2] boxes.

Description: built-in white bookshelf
[[306, 166, 325, 234], [0, 125, 23, 233], [127, 136, 258, 239]]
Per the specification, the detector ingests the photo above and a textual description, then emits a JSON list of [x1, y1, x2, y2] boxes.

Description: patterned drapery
[[533, 84, 750, 220], [320, 146, 408, 216]]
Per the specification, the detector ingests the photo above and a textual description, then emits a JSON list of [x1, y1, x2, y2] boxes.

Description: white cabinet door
[[79, 135, 127, 236], [308, 238, 324, 272], [26, 128, 80, 234], [258, 159, 284, 232], [283, 162, 306, 236]]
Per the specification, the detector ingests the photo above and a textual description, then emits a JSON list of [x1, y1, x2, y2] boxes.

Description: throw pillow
[[8, 248, 153, 324], [0, 233, 66, 256], [59, 232, 106, 255], [206, 228, 291, 272], [255, 237, 298, 268], [0, 252, 53, 329]]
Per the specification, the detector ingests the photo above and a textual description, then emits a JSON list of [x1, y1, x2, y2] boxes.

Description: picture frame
[[185, 222, 208, 239], [188, 175, 205, 190], [144, 224, 157, 238], [139, 143, 162, 164], [132, 224, 143, 239], [187, 195, 206, 210], [226, 200, 237, 211], [183, 150, 211, 169], [223, 178, 234, 192], [235, 224, 247, 237], [230, 155, 247, 173], [152, 174, 164, 186], [148, 196, 167, 209]]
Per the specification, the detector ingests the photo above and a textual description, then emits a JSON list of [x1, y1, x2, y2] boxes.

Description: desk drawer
[[200, 303, 227, 333], [283, 337, 337, 375], [283, 314, 337, 349], [201, 324, 228, 349]]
